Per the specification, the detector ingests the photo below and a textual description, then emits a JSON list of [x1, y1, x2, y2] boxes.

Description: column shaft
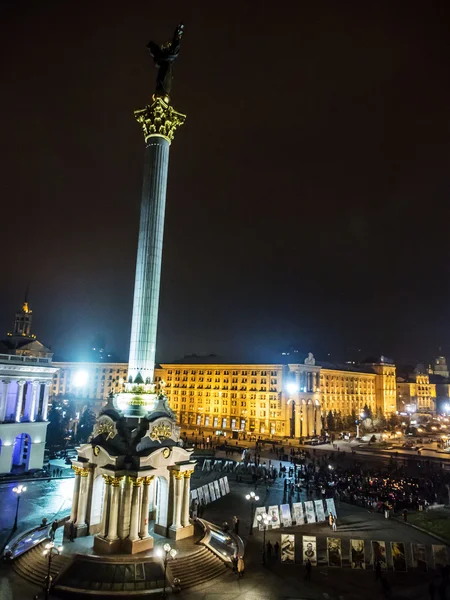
[[0, 381, 10, 422], [181, 471, 193, 527], [106, 479, 121, 541], [29, 383, 39, 422], [129, 479, 142, 541], [41, 384, 50, 420], [15, 381, 25, 422], [171, 472, 183, 529], [128, 137, 171, 384], [100, 477, 112, 537], [139, 477, 153, 538], [70, 472, 81, 522], [76, 470, 89, 525]]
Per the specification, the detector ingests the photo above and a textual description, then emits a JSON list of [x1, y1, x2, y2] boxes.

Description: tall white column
[[139, 476, 153, 538], [0, 381, 10, 422], [76, 468, 90, 525], [129, 478, 142, 541], [41, 383, 50, 420], [100, 476, 112, 537], [118, 476, 132, 539], [29, 382, 39, 422], [181, 470, 194, 527], [305, 405, 310, 437], [106, 477, 122, 541], [15, 381, 26, 422], [70, 468, 82, 522], [171, 470, 183, 529]]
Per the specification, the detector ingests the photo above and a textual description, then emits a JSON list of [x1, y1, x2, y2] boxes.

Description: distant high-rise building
[[434, 356, 449, 379]]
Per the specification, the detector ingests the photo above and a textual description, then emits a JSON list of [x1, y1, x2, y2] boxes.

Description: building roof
[[316, 361, 377, 375]]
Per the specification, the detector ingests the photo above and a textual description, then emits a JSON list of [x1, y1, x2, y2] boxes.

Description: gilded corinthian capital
[[183, 469, 194, 479], [134, 96, 186, 144]]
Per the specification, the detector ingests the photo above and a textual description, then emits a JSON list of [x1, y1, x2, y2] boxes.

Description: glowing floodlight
[[73, 370, 89, 388]]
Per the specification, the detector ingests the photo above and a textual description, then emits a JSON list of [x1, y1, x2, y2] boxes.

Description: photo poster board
[[253, 506, 267, 530], [432, 545, 449, 570], [203, 484, 211, 504], [268, 505, 281, 529], [208, 481, 217, 502], [304, 501, 316, 524], [302, 535, 317, 566], [314, 499, 326, 522], [371, 540, 387, 570], [292, 502, 305, 526], [213, 479, 221, 499], [219, 478, 227, 496], [280, 504, 293, 527], [391, 542, 407, 572], [281, 534, 295, 564], [224, 476, 230, 494], [350, 539, 366, 569], [325, 497, 337, 518], [196, 487, 204, 503], [327, 537, 342, 568], [191, 488, 198, 501], [411, 543, 427, 572]]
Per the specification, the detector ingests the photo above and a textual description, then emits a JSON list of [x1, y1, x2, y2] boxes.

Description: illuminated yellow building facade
[[396, 372, 436, 413], [50, 355, 400, 435]]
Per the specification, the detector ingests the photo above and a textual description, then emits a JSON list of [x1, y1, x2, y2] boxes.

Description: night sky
[[1, 1, 450, 365]]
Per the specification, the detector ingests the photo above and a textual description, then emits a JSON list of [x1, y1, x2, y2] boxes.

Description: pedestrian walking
[[328, 513, 333, 528], [237, 556, 245, 578], [233, 516, 240, 535], [402, 509, 408, 522], [267, 541, 273, 559], [304, 558, 312, 581], [69, 520, 75, 542], [375, 560, 382, 581], [274, 541, 280, 560], [332, 514, 337, 531], [50, 520, 58, 541]]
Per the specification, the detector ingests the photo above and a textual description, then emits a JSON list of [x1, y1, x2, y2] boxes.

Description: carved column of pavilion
[[70, 466, 82, 522], [106, 476, 123, 541], [15, 380, 25, 422], [129, 477, 143, 541], [139, 476, 154, 538], [75, 467, 90, 526], [100, 475, 112, 537], [181, 470, 194, 527], [127, 97, 186, 387], [170, 470, 184, 530]]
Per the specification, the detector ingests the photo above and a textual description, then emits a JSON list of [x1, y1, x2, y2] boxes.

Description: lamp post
[[256, 513, 270, 564], [245, 490, 260, 535], [12, 484, 26, 531], [43, 541, 63, 600], [156, 542, 177, 599]]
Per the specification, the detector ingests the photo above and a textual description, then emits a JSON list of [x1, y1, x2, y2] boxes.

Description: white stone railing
[[0, 353, 52, 365]]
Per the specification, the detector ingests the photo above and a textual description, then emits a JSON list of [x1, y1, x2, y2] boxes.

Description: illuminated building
[[433, 356, 449, 379], [396, 366, 436, 413], [0, 301, 57, 473], [51, 354, 400, 435]]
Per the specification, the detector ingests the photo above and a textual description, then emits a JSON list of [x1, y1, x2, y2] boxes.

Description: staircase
[[12, 541, 71, 587], [168, 545, 228, 589]]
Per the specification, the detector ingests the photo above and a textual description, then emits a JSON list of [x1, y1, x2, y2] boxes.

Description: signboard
[[202, 484, 211, 504], [350, 539, 366, 569], [302, 535, 317, 566], [304, 501, 316, 524], [196, 487, 204, 503], [372, 541, 387, 570], [292, 502, 305, 526], [208, 482, 216, 502], [253, 507, 267, 530], [411, 543, 427, 572], [325, 498, 337, 517], [391, 542, 407, 572], [219, 478, 226, 496], [268, 505, 280, 529], [432, 545, 449, 570], [280, 504, 293, 527], [314, 499, 326, 522], [327, 537, 342, 567], [223, 476, 230, 494], [281, 534, 295, 563], [213, 479, 221, 498]]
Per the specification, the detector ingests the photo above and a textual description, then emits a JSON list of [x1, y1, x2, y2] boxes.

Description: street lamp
[[256, 512, 271, 564], [156, 542, 177, 599], [12, 484, 26, 531], [42, 541, 63, 600], [245, 490, 260, 535]]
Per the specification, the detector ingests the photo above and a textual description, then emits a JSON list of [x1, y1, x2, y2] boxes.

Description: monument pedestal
[[93, 536, 123, 555], [169, 524, 194, 541], [122, 536, 154, 554], [93, 535, 154, 555]]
